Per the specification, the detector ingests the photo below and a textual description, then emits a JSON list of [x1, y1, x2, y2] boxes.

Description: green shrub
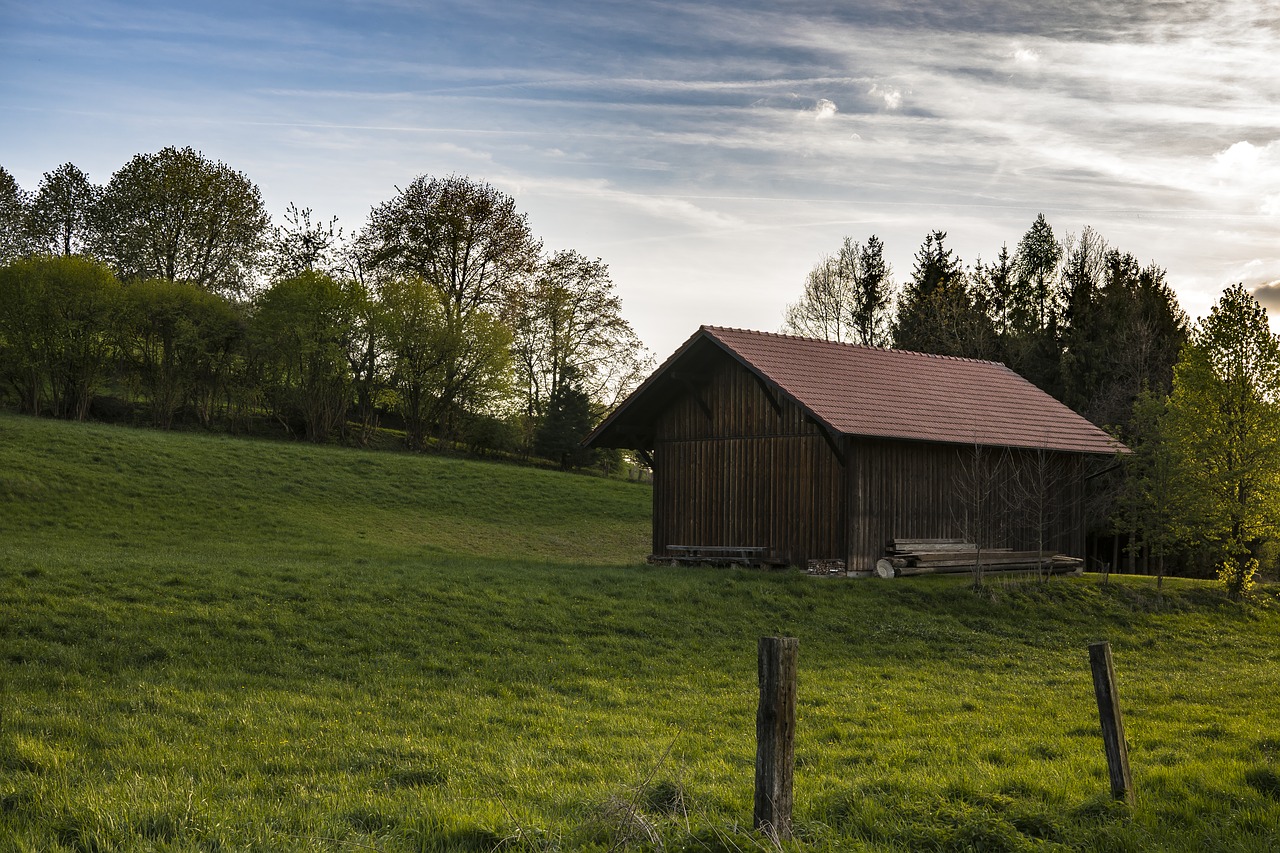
[[1218, 557, 1259, 600]]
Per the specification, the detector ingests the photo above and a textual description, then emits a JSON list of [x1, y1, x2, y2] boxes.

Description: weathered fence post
[[1088, 640, 1134, 805], [754, 636, 798, 840]]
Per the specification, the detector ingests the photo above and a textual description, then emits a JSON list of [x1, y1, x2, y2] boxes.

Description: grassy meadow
[[3, 412, 1280, 851]]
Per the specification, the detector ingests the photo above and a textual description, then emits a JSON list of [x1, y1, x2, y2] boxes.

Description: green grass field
[[3, 412, 1280, 851]]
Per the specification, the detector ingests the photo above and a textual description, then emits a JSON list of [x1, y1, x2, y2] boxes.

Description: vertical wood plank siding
[[653, 355, 845, 566], [845, 438, 1086, 571], [650, 348, 1089, 571]]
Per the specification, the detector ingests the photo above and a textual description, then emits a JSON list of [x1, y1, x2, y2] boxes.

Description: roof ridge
[[701, 325, 1006, 367]]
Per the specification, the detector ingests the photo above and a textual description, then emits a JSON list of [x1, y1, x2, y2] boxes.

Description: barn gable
[[588, 327, 1123, 570], [648, 351, 846, 565]]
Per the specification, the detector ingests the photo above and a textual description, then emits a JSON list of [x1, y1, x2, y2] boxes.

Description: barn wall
[[845, 438, 1088, 571], [652, 356, 845, 565]]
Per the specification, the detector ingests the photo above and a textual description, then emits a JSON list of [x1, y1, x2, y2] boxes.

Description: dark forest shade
[[587, 327, 1122, 571]]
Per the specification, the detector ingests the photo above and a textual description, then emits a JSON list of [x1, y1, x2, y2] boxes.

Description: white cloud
[[1211, 140, 1267, 178], [868, 84, 902, 110], [1209, 140, 1280, 217], [812, 98, 837, 120], [1012, 47, 1040, 65]]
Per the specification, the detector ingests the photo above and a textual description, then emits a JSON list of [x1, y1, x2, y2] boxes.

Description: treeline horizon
[[0, 148, 652, 470], [783, 216, 1188, 441]]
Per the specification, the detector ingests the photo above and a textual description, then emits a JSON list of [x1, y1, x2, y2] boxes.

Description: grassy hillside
[[3, 413, 1280, 852]]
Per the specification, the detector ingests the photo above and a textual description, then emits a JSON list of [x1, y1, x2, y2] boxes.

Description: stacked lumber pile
[[875, 539, 1084, 579]]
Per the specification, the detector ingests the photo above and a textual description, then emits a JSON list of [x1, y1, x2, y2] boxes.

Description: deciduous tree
[[91, 147, 268, 295], [251, 271, 354, 442], [379, 276, 512, 448], [0, 166, 32, 262], [507, 249, 650, 426], [377, 275, 443, 449], [365, 175, 538, 323], [1049, 227, 1109, 410], [265, 203, 343, 280], [1162, 283, 1280, 597], [0, 255, 120, 419], [1009, 443, 1075, 583], [365, 175, 533, 438], [951, 441, 1008, 589], [784, 252, 850, 342], [28, 163, 98, 257], [117, 279, 242, 429], [338, 274, 383, 444], [783, 235, 894, 346]]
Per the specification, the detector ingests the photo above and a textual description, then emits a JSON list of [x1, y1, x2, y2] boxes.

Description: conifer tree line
[[0, 149, 652, 469], [786, 219, 1280, 590]]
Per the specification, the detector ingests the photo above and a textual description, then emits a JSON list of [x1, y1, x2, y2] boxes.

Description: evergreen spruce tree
[[892, 231, 995, 359], [533, 368, 597, 469]]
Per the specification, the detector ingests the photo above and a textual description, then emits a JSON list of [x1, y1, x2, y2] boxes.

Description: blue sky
[[3, 0, 1278, 358]]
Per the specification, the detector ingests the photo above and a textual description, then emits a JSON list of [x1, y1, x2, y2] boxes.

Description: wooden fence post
[[1088, 640, 1134, 805], [754, 636, 798, 840]]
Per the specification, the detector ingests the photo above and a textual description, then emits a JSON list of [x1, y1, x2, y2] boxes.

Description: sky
[[3, 0, 1279, 360]]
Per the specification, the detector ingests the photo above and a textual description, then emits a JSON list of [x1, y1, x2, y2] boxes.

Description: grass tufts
[[1244, 766, 1280, 800], [381, 766, 448, 790]]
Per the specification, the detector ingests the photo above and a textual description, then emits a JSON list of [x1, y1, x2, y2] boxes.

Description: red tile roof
[[704, 327, 1122, 454], [592, 326, 1124, 455]]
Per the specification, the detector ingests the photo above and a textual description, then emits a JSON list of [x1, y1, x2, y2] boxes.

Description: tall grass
[[3, 412, 1280, 851]]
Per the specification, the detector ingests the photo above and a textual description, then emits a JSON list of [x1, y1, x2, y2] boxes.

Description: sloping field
[[2, 413, 1280, 851]]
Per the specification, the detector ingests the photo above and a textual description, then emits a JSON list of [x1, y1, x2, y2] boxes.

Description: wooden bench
[[656, 545, 780, 568]]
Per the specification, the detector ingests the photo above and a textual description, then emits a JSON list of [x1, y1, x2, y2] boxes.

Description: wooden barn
[[586, 326, 1123, 572]]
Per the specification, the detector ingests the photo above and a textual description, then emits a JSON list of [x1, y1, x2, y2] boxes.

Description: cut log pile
[[875, 539, 1084, 579]]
